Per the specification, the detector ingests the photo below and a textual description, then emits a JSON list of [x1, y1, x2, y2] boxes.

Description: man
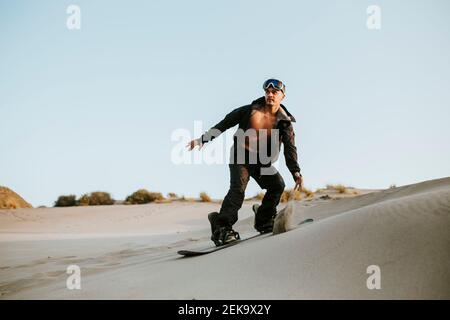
[[187, 79, 303, 246]]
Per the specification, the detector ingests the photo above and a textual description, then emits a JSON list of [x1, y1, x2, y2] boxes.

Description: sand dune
[[0, 186, 32, 209], [0, 177, 449, 299]]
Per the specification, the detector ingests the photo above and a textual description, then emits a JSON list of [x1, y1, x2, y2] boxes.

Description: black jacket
[[199, 96, 301, 181]]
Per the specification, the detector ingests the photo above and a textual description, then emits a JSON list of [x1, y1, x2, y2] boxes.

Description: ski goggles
[[263, 79, 285, 93]]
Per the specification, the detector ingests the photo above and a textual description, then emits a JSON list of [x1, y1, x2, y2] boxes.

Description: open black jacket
[[199, 96, 301, 181]]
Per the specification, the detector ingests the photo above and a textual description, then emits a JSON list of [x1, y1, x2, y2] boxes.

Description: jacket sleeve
[[199, 106, 247, 145], [281, 122, 301, 181]]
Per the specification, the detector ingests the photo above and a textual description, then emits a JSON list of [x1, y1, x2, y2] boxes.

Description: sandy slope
[[0, 186, 32, 209], [0, 178, 449, 299]]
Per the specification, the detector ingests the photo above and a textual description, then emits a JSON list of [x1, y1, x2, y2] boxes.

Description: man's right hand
[[186, 138, 203, 151]]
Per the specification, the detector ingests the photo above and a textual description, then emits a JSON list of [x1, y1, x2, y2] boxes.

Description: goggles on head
[[263, 79, 285, 94]]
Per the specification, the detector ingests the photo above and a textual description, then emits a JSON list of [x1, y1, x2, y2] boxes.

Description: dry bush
[[77, 192, 115, 206], [280, 189, 302, 203], [125, 189, 164, 205], [326, 184, 347, 194], [335, 185, 347, 194], [199, 192, 211, 202], [255, 192, 265, 200], [77, 194, 89, 206], [178, 195, 196, 202], [302, 187, 315, 198], [54, 195, 77, 207]]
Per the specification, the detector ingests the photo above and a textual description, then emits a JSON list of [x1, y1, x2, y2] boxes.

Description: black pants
[[214, 163, 286, 230]]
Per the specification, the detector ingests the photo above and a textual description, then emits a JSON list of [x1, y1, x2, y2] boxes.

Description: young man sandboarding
[[187, 79, 303, 246]]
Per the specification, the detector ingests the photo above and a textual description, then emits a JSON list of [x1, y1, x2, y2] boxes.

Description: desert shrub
[[255, 192, 265, 200], [180, 196, 195, 202], [326, 184, 347, 194], [125, 189, 164, 204], [77, 192, 114, 206], [77, 194, 90, 206], [167, 192, 179, 198], [280, 189, 302, 202], [54, 195, 77, 207], [334, 185, 347, 194], [302, 187, 315, 198], [199, 192, 211, 202]]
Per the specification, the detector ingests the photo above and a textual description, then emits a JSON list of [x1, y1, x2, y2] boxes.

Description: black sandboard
[[177, 218, 313, 257]]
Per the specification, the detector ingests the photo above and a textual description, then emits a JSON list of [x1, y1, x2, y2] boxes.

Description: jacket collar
[[251, 96, 296, 123]]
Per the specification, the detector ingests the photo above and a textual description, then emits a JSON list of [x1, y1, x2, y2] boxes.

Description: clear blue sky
[[1, 0, 449, 207]]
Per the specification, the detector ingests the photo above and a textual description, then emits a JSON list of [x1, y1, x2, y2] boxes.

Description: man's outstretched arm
[[186, 106, 247, 150]]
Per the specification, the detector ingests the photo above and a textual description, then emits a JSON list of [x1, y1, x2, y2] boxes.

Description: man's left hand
[[294, 174, 303, 191]]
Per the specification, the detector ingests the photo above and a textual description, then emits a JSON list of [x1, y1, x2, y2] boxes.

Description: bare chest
[[249, 110, 277, 133]]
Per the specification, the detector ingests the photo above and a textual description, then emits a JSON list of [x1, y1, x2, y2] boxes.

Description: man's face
[[264, 87, 285, 106]]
